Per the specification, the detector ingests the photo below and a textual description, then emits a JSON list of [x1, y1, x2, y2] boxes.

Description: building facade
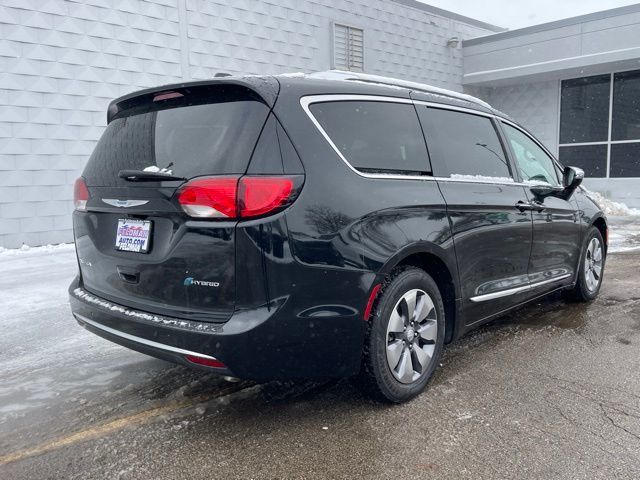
[[463, 4, 640, 208], [2, 1, 640, 248], [0, 0, 500, 248]]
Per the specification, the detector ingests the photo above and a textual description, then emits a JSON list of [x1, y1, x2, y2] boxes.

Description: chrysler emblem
[[102, 199, 149, 208]]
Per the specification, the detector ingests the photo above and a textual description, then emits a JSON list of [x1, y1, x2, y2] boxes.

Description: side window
[[308, 101, 430, 175], [501, 123, 560, 186], [417, 107, 512, 180]]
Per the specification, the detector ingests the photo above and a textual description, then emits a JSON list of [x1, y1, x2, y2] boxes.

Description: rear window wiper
[[118, 170, 187, 182]]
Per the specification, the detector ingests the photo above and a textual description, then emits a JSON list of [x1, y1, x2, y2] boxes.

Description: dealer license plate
[[115, 219, 152, 253]]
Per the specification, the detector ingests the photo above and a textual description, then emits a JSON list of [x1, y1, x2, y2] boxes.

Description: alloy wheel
[[385, 289, 438, 384], [584, 237, 603, 292]]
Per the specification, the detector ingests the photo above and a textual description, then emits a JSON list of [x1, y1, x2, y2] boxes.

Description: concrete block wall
[[469, 79, 560, 153], [0, 0, 495, 248], [0, 0, 184, 248], [184, 0, 492, 88]]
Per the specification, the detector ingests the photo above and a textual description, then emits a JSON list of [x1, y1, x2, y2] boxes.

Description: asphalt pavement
[[1, 248, 640, 479]]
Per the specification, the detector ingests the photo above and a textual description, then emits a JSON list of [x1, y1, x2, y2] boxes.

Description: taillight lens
[[238, 177, 294, 218], [177, 177, 239, 218], [74, 177, 89, 211], [177, 175, 300, 219]]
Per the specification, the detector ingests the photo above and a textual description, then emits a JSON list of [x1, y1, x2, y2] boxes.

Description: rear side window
[[83, 89, 270, 186], [417, 107, 512, 181], [309, 101, 430, 175]]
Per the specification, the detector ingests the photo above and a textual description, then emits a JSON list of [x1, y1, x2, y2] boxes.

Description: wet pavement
[[1, 249, 640, 479]]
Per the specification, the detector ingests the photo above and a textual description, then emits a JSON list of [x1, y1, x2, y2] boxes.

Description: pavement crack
[[599, 404, 640, 442]]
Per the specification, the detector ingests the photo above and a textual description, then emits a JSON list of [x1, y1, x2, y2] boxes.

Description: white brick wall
[[0, 0, 495, 248], [184, 0, 492, 87]]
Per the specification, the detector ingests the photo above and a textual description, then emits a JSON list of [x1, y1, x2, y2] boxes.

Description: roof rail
[[307, 70, 492, 110]]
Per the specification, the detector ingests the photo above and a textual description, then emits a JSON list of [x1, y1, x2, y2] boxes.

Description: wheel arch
[[591, 214, 608, 253], [378, 243, 459, 343]]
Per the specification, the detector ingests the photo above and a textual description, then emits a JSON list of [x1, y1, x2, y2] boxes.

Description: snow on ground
[[584, 189, 640, 252], [608, 217, 640, 253], [0, 242, 76, 257]]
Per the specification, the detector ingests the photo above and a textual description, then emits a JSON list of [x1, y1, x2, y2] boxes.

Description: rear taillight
[[74, 177, 89, 211], [238, 177, 294, 218], [176, 175, 301, 219], [177, 176, 239, 218]]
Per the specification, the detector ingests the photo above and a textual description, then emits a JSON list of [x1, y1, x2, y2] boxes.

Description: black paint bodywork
[[69, 75, 607, 380]]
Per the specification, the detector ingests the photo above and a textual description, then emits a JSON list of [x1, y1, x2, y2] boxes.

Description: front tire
[[566, 226, 606, 302], [359, 267, 445, 403]]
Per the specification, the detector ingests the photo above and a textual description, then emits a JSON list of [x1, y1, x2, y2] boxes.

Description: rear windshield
[[83, 90, 270, 186]]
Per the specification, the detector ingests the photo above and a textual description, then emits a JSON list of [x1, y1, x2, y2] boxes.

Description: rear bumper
[[69, 277, 365, 380]]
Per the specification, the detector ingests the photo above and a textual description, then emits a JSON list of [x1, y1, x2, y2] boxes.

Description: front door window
[[502, 123, 560, 186]]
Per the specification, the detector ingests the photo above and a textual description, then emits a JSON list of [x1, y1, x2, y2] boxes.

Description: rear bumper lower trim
[[75, 313, 218, 360]]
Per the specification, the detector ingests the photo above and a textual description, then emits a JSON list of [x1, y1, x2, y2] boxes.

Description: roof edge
[[389, 0, 505, 32], [305, 70, 494, 109], [463, 3, 640, 47]]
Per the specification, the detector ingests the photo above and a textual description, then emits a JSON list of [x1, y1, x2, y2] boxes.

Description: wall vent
[[333, 23, 364, 72]]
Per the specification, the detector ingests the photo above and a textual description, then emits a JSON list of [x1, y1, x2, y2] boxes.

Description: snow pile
[[523, 179, 554, 186], [0, 243, 76, 256], [277, 72, 306, 78], [449, 174, 515, 183], [584, 190, 640, 216]]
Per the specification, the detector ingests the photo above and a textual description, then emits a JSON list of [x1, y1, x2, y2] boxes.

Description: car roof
[[274, 71, 499, 115], [107, 71, 511, 123]]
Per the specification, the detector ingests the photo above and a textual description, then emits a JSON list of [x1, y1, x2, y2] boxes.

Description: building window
[[333, 23, 364, 72], [612, 70, 640, 141], [559, 69, 640, 178], [559, 75, 610, 144]]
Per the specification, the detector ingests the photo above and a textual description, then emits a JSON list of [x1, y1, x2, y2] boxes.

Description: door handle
[[516, 201, 545, 213], [117, 266, 140, 284]]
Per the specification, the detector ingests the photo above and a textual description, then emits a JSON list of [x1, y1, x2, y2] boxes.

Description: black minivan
[[69, 72, 607, 403]]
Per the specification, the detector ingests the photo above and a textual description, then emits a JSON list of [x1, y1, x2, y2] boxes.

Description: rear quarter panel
[[272, 85, 458, 317]]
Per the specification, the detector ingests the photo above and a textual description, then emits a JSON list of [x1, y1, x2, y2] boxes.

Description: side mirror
[[529, 183, 560, 199], [562, 166, 584, 197]]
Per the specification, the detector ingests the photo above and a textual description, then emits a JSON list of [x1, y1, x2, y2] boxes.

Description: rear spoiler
[[106, 76, 280, 124]]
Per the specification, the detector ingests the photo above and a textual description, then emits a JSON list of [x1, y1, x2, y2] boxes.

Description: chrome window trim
[[75, 313, 218, 360], [469, 273, 571, 302], [412, 100, 495, 118], [300, 94, 526, 186], [299, 94, 430, 181]]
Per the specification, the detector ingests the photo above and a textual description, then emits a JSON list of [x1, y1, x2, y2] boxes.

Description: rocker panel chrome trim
[[469, 274, 571, 302]]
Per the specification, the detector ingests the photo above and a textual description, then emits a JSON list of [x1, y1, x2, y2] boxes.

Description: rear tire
[[359, 267, 445, 403], [565, 226, 605, 302]]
